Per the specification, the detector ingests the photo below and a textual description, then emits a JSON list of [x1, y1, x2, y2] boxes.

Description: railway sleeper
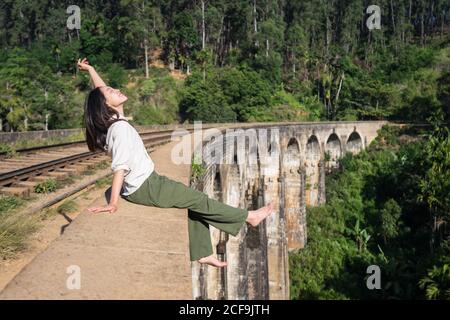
[[29, 175, 60, 183], [46, 171, 69, 180], [0, 186, 30, 197], [55, 168, 81, 175], [13, 180, 39, 189]]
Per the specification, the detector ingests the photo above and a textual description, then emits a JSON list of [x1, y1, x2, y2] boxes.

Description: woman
[[78, 58, 274, 268]]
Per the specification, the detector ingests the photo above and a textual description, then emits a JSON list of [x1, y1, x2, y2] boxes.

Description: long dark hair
[[83, 87, 127, 152]]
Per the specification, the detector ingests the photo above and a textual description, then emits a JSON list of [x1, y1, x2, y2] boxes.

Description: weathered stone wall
[[190, 121, 387, 300]]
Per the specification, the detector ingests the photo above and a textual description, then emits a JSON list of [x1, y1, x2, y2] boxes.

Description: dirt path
[[0, 137, 194, 299]]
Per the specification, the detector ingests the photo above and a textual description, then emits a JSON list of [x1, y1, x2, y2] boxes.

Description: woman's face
[[100, 86, 128, 109]]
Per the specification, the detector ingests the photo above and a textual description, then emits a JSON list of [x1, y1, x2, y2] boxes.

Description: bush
[[107, 63, 127, 88], [34, 179, 57, 193]]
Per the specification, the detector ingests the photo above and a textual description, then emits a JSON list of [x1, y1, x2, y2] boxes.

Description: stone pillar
[[262, 174, 289, 300], [243, 174, 269, 299], [280, 133, 303, 251], [341, 134, 348, 154], [224, 164, 247, 300], [299, 166, 307, 248], [191, 165, 224, 300], [317, 159, 326, 205]]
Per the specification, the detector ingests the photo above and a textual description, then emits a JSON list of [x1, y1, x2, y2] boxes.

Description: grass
[[0, 197, 81, 260], [0, 195, 24, 215], [83, 160, 110, 175], [39, 200, 79, 221], [0, 144, 17, 158], [95, 175, 113, 189], [0, 195, 39, 260], [0, 211, 40, 260], [56, 200, 78, 215]]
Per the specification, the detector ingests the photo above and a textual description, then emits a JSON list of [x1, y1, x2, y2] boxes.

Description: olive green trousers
[[122, 170, 248, 261]]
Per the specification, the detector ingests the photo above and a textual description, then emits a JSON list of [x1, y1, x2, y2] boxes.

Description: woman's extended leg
[[124, 170, 273, 267]]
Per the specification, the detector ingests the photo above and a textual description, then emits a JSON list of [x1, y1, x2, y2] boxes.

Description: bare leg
[[245, 201, 274, 227], [197, 202, 274, 268]]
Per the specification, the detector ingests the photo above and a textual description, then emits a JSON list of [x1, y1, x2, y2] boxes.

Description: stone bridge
[[190, 121, 387, 300]]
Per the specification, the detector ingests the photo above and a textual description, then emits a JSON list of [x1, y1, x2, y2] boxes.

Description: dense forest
[[290, 119, 450, 299], [0, 1, 448, 299], [0, 0, 449, 129]]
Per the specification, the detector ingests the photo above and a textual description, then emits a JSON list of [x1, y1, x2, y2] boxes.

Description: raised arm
[[77, 58, 107, 88]]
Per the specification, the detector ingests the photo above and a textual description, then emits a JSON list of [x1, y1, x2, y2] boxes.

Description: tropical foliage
[[290, 118, 450, 300]]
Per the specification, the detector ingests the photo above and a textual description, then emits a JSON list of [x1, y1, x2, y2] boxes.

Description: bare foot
[[198, 255, 228, 268], [246, 201, 274, 227]]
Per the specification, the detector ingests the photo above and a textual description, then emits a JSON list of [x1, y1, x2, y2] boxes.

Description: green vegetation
[[191, 153, 207, 183], [34, 179, 58, 194], [0, 195, 37, 259], [0, 195, 25, 216], [95, 176, 113, 189], [0, 195, 79, 259], [0, 209, 40, 260], [290, 119, 450, 299], [1, 1, 449, 129], [131, 69, 184, 125], [0, 144, 17, 158], [56, 200, 78, 216], [180, 66, 315, 122]]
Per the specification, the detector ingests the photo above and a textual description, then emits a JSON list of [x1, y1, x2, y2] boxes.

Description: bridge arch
[[346, 131, 363, 154], [283, 137, 301, 169], [305, 135, 321, 206], [306, 135, 320, 161], [325, 133, 342, 164], [231, 138, 241, 174]]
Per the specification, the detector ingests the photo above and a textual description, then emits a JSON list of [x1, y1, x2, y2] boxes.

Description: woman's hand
[[77, 57, 106, 88], [77, 58, 92, 72], [87, 203, 118, 214]]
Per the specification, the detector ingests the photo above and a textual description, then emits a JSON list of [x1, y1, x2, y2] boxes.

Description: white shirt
[[105, 114, 155, 196]]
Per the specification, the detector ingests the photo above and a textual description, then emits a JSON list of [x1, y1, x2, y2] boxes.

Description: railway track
[[0, 129, 192, 198]]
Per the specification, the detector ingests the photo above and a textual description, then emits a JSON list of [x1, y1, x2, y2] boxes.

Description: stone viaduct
[[189, 121, 388, 300]]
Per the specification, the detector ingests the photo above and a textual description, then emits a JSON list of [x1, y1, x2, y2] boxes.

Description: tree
[[379, 199, 402, 244], [419, 264, 450, 299], [419, 112, 450, 252], [179, 72, 236, 122]]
